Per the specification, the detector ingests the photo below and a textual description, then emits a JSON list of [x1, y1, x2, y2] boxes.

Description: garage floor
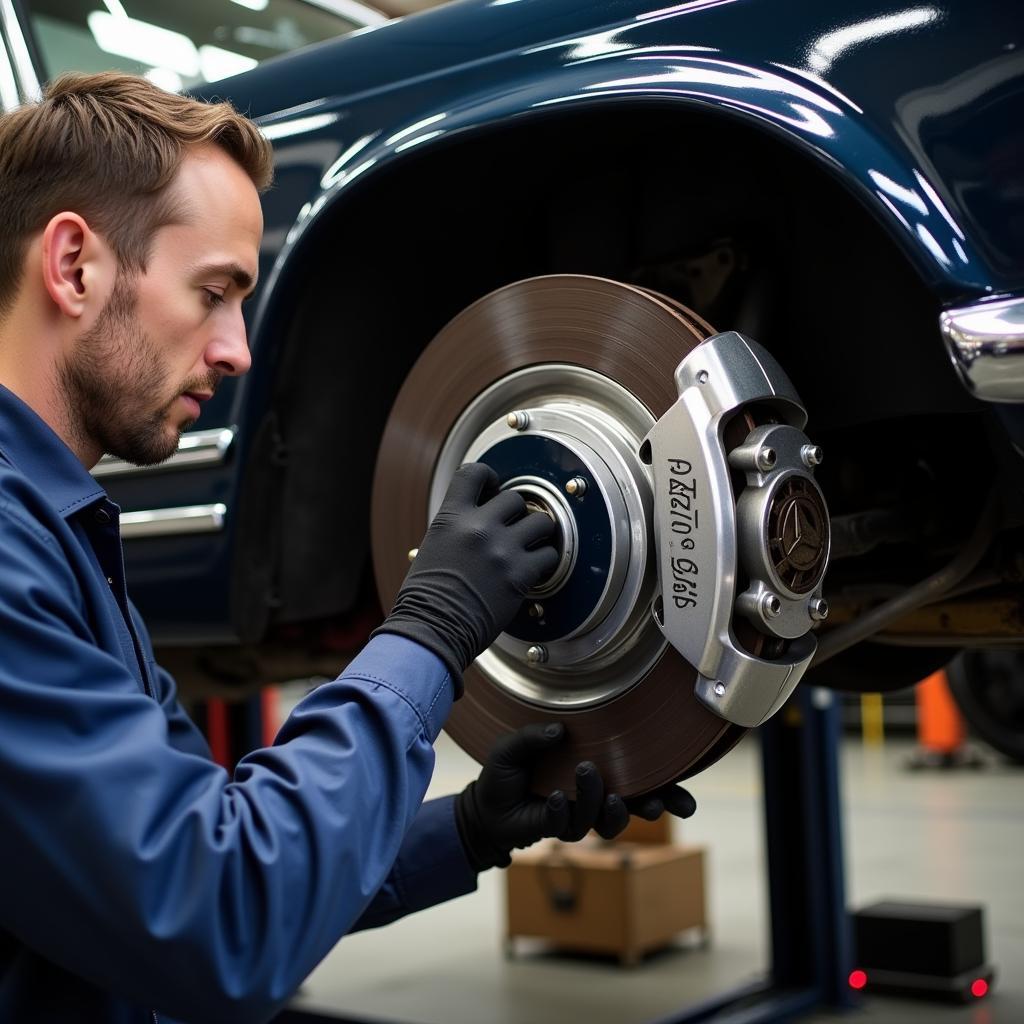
[[286, 724, 1023, 1024]]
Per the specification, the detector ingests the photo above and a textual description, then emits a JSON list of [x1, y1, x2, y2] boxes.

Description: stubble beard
[[58, 275, 208, 466]]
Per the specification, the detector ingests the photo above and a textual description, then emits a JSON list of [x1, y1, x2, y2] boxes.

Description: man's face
[[59, 145, 263, 465]]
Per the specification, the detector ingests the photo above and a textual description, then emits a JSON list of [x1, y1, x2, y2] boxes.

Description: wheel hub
[[431, 366, 662, 708]]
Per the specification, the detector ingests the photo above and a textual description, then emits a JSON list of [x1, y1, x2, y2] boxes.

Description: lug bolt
[[714, 681, 726, 697], [801, 444, 824, 468], [407, 548, 419, 563], [528, 603, 545, 619], [809, 597, 829, 621], [526, 645, 548, 664], [565, 476, 588, 497], [756, 447, 777, 471], [762, 592, 783, 619], [697, 370, 709, 384], [506, 410, 530, 431]]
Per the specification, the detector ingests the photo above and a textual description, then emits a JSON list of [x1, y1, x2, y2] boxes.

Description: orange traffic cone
[[907, 670, 982, 769]]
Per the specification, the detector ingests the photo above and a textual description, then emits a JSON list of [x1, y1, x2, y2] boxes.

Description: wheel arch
[[229, 88, 983, 641], [248, 54, 996, 344]]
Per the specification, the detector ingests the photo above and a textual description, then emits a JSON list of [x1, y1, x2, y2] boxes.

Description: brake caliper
[[642, 332, 830, 727]]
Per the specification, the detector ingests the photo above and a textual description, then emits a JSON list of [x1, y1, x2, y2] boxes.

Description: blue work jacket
[[0, 383, 478, 1023]]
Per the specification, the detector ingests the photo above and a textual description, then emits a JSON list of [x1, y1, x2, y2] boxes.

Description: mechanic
[[0, 73, 695, 1023]]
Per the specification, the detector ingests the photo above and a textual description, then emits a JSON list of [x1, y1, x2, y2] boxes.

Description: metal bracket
[[642, 331, 827, 728]]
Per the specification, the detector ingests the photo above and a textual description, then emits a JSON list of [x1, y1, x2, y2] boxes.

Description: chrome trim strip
[[940, 297, 1024, 402], [0, 0, 39, 101], [93, 427, 235, 478], [120, 504, 226, 539]]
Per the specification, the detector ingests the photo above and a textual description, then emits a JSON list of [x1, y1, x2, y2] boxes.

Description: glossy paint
[[14, 0, 1019, 640], [233, 0, 1024, 293]]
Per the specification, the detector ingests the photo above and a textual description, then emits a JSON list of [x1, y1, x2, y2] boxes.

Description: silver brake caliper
[[642, 332, 831, 728]]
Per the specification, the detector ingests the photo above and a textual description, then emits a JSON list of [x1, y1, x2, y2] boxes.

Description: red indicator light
[[971, 979, 989, 999], [849, 970, 868, 990]]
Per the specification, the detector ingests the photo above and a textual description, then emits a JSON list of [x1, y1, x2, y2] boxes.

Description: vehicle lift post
[[652, 684, 854, 1024], [277, 682, 854, 1024]]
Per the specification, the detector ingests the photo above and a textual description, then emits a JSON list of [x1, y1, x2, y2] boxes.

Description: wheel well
[[233, 102, 992, 650]]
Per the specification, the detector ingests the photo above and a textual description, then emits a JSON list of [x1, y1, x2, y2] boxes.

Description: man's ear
[[40, 212, 116, 320]]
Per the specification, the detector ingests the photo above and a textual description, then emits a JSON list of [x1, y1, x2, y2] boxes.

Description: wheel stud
[[407, 548, 418, 563], [809, 596, 829, 621], [528, 603, 545, 619], [565, 476, 588, 497], [526, 645, 548, 664], [801, 444, 824, 467], [506, 410, 530, 431], [756, 447, 777, 471]]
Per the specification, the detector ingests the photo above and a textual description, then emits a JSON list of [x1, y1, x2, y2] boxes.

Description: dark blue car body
[[5, 0, 1022, 686]]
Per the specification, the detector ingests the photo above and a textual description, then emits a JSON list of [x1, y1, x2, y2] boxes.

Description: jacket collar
[[0, 382, 106, 519]]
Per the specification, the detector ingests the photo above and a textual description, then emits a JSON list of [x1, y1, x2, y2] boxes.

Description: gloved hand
[[454, 722, 697, 871], [373, 463, 558, 694]]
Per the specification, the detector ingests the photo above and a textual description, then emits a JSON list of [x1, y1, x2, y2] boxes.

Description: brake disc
[[371, 275, 829, 797]]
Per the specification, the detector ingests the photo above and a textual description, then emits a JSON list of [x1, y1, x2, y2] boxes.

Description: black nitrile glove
[[454, 722, 697, 872], [373, 463, 558, 694], [624, 783, 697, 822]]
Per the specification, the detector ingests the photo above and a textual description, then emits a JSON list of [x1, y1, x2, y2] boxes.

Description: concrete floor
[[286, 726, 1023, 1024]]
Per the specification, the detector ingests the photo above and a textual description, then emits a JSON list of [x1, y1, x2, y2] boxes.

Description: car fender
[[214, 0, 1024, 644]]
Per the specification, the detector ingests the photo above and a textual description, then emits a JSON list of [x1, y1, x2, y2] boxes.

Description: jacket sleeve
[[130, 604, 215, 762], [0, 502, 454, 1024], [151, 660, 217, 760], [350, 795, 478, 931], [136, 611, 478, 930], [134, 608, 477, 932]]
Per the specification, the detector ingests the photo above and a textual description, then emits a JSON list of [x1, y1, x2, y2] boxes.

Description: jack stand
[[652, 685, 853, 1024]]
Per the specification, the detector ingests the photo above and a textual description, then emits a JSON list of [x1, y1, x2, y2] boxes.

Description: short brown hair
[[0, 71, 273, 317]]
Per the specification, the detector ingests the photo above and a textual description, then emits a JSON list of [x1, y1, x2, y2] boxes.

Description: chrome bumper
[[940, 297, 1024, 403]]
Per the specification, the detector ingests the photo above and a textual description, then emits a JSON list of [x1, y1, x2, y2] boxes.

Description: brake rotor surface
[[371, 276, 747, 797]]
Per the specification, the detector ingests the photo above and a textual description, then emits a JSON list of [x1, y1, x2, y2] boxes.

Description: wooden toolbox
[[505, 839, 707, 966]]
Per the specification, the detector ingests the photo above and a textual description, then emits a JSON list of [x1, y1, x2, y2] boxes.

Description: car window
[[25, 0, 380, 91]]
